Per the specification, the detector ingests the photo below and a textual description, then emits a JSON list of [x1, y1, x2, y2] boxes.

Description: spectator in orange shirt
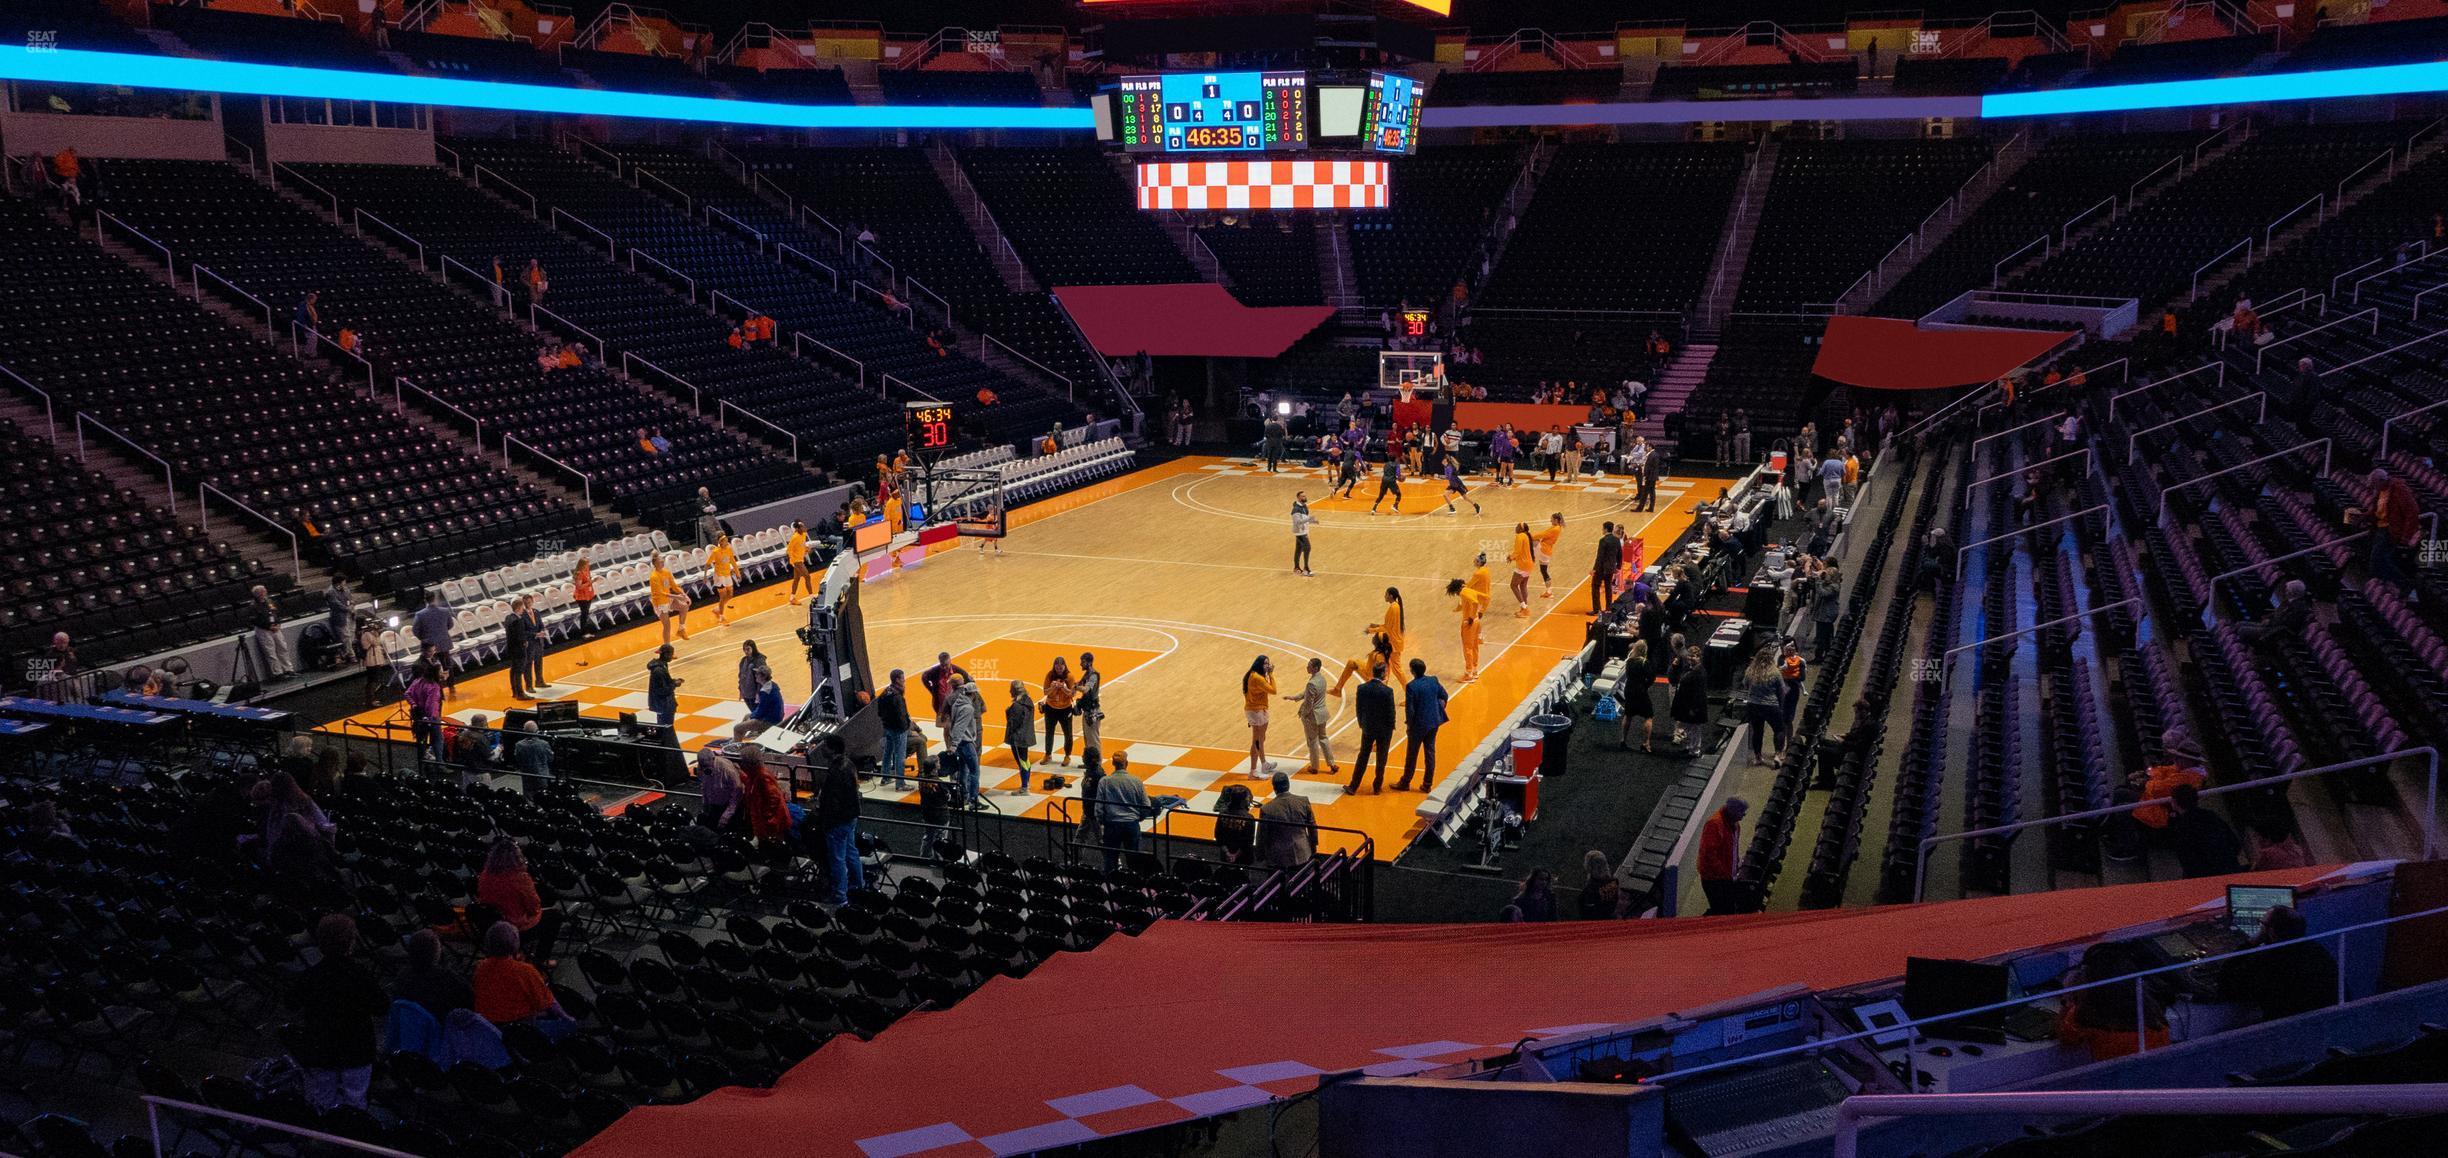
[[475, 835, 562, 966], [472, 922, 578, 1041], [2132, 726, 2208, 830]]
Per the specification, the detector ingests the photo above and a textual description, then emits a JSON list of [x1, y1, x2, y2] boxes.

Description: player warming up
[[1535, 513, 1564, 599], [1367, 586, 1407, 678], [1509, 522, 1536, 617], [1368, 450, 1404, 515], [1329, 633, 1395, 697], [1439, 451, 1481, 517]]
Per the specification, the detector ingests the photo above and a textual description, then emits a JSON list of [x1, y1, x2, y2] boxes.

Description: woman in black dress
[[1615, 640, 1656, 752], [1212, 784, 1256, 866], [1669, 646, 1711, 752]]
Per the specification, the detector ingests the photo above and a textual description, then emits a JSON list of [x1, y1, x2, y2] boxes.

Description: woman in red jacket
[[475, 835, 562, 966]]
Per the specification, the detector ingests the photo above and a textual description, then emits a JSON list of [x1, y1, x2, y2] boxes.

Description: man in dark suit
[[1591, 521, 1624, 614], [504, 594, 537, 699], [1395, 658, 1449, 792], [1348, 663, 1397, 794]]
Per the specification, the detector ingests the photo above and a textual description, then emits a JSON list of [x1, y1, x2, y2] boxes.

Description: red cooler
[[1508, 727, 1544, 777]]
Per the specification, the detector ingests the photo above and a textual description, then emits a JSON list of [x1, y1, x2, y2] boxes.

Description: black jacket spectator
[[815, 758, 861, 830], [290, 944, 385, 1071], [876, 683, 912, 735], [2169, 787, 2243, 878], [1354, 676, 1397, 738]]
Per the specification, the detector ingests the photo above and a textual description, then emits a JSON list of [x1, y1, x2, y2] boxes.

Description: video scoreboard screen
[[1115, 71, 1308, 153], [1362, 72, 1424, 155]]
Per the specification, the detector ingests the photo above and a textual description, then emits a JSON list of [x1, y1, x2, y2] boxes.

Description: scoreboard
[[905, 401, 955, 453], [1116, 71, 1308, 153], [1362, 71, 1423, 155]]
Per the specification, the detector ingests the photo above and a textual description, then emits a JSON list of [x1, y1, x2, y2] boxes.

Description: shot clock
[[905, 401, 955, 454]]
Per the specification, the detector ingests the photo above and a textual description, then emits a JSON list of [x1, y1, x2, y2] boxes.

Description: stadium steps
[[1693, 139, 1777, 334], [18, 220, 346, 597], [1140, 179, 1233, 288], [2187, 126, 2448, 311], [1633, 342, 1715, 443], [1998, 120, 2260, 289], [1762, 442, 1959, 911], [923, 140, 1038, 293], [1468, 137, 1555, 302], [1835, 131, 2041, 315], [1318, 216, 1358, 307]]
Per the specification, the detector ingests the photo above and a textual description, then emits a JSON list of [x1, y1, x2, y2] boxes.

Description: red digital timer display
[[907, 403, 955, 452]]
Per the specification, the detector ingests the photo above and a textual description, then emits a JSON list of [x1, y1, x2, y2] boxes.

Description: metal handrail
[[2254, 306, 2376, 373], [2155, 438, 2331, 526], [633, 166, 692, 214], [2204, 530, 2369, 600], [0, 361, 59, 443], [627, 248, 698, 301], [223, 134, 257, 173], [983, 333, 1073, 399], [75, 413, 176, 513], [622, 351, 702, 412], [1045, 797, 1380, 872], [438, 254, 509, 309], [352, 208, 425, 267], [1970, 411, 2066, 460], [529, 302, 605, 354], [777, 242, 839, 291], [199, 480, 301, 580], [147, 1096, 418, 1158], [2128, 153, 2183, 207], [904, 275, 952, 323], [503, 434, 592, 506], [95, 210, 174, 272], [1893, 379, 2002, 444], [473, 165, 537, 216], [554, 207, 617, 254], [2349, 242, 2448, 301], [718, 399, 799, 460], [705, 204, 766, 252], [566, 133, 623, 177], [2107, 360, 2222, 421], [2125, 392, 2267, 459], [792, 332, 865, 389], [2413, 280, 2448, 321], [1663, 895, 2448, 1091], [432, 140, 461, 173], [1915, 747, 2438, 902], [191, 264, 276, 340], [2263, 192, 2324, 250], [1993, 234, 2050, 287], [1965, 448, 2090, 506], [291, 321, 377, 391], [1955, 504, 2107, 569], [272, 160, 340, 217], [2319, 326, 2448, 378], [2334, 147, 2394, 206], [854, 280, 910, 325], [1836, 1085, 2448, 1158], [799, 205, 846, 254], [2058, 194, 2116, 247], [2190, 237, 2253, 303], [2382, 397, 2448, 459], [394, 375, 483, 447]]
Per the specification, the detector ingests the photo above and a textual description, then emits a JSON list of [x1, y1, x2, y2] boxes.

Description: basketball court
[[335, 455, 1698, 859]]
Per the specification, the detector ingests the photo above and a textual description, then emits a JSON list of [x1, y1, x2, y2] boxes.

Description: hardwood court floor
[[336, 455, 1697, 858]]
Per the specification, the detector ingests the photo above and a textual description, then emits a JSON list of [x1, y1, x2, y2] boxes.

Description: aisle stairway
[[1634, 341, 1717, 446], [1694, 141, 1777, 332]]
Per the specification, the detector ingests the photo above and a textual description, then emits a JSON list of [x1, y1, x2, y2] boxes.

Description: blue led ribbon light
[[0, 45, 1094, 130], [1980, 60, 2448, 118]]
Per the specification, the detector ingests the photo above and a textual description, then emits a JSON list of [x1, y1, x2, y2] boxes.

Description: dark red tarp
[[1052, 283, 1335, 358], [571, 868, 2336, 1158], [1811, 315, 2078, 391]]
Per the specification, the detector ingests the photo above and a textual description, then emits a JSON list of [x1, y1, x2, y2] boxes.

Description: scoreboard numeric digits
[[905, 402, 956, 453]]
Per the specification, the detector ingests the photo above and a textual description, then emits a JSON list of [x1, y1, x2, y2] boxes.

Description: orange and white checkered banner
[[1136, 159, 1390, 211]]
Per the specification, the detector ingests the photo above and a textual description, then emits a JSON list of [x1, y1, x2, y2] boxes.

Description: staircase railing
[[627, 248, 698, 302], [191, 265, 276, 340], [0, 361, 58, 444], [394, 375, 484, 447], [982, 333, 1073, 401], [199, 480, 301, 581], [717, 400, 799, 460], [75, 413, 176, 513], [622, 351, 702, 412], [2190, 237, 2253, 303], [1837, 1084, 2448, 1158], [503, 434, 593, 506], [792, 331, 866, 390], [351, 208, 424, 267]]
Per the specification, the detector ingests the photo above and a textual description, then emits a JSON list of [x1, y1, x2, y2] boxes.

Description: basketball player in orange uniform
[[1535, 513, 1565, 599], [1508, 523, 1536, 618]]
